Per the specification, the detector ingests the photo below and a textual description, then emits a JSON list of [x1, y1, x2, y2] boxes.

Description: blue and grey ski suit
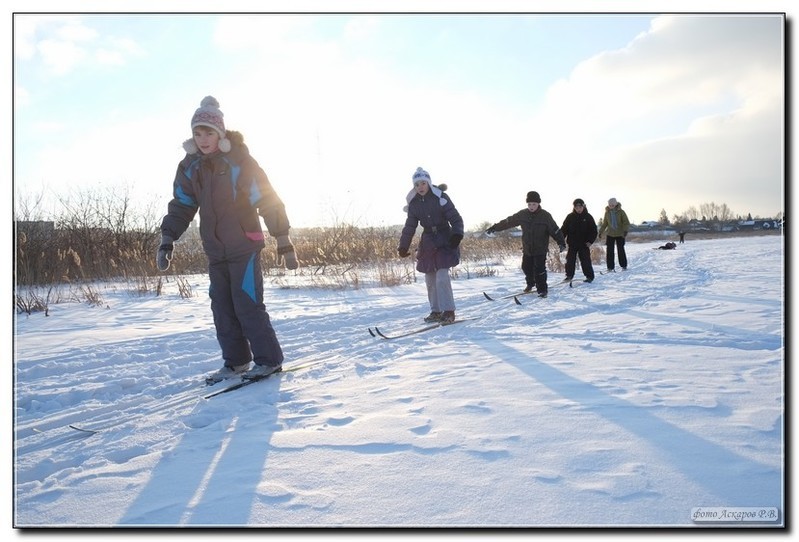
[[160, 131, 289, 367]]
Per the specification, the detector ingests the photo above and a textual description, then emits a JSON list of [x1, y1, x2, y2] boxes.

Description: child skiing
[[486, 191, 566, 297], [397, 167, 464, 324], [560, 198, 597, 283], [157, 96, 298, 384]]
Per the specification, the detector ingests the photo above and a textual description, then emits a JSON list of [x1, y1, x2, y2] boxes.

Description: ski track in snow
[[13, 236, 784, 527]]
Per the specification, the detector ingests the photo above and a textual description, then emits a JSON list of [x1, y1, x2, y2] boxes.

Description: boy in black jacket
[[560, 198, 598, 283]]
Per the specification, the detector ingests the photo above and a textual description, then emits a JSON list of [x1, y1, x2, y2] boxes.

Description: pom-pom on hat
[[412, 167, 432, 186], [183, 96, 231, 154], [526, 191, 541, 203]]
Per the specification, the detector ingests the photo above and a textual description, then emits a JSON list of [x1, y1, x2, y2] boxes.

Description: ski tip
[[513, 296, 522, 305], [368, 328, 376, 337], [483, 292, 495, 301], [68, 424, 98, 434]]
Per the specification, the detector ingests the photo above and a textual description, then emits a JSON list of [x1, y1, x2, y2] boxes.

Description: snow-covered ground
[[13, 235, 784, 529]]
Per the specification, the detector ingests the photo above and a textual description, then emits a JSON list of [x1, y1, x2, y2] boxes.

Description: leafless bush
[[79, 284, 104, 307], [126, 274, 165, 297], [175, 276, 195, 299], [15, 287, 54, 316], [590, 245, 606, 264], [375, 260, 416, 287], [15, 185, 163, 286]]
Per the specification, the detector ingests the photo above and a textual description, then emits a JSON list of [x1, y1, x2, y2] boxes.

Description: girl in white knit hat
[[397, 167, 464, 324]]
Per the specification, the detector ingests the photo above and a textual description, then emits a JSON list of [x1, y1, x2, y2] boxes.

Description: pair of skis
[[368, 283, 558, 340], [482, 290, 542, 305], [368, 286, 545, 340], [368, 318, 475, 340], [66, 363, 310, 434], [483, 275, 591, 304]]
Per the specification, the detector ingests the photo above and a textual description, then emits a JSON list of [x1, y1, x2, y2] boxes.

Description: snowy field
[[12, 235, 784, 530]]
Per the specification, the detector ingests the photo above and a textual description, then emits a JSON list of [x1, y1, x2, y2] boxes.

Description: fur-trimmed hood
[[404, 182, 448, 212]]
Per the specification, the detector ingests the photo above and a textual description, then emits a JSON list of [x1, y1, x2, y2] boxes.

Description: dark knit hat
[[526, 191, 541, 203], [573, 198, 585, 206]]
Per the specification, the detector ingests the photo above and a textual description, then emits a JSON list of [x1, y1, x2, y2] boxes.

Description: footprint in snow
[[325, 416, 355, 427], [409, 421, 432, 435]]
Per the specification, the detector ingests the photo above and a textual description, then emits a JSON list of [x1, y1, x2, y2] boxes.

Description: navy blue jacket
[[160, 131, 290, 261], [399, 189, 464, 273]]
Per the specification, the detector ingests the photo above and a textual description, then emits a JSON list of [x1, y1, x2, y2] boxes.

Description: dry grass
[[14, 203, 781, 314]]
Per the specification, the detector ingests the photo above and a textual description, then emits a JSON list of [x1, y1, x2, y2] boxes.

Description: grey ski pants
[[425, 268, 455, 312]]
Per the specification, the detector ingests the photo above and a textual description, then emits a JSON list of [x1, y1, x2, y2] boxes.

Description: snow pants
[[208, 250, 283, 368], [565, 244, 595, 281], [521, 254, 548, 294], [425, 268, 455, 312], [605, 235, 628, 270]]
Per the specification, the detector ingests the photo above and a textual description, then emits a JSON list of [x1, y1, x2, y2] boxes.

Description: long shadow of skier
[[119, 379, 282, 526], [470, 337, 782, 507]]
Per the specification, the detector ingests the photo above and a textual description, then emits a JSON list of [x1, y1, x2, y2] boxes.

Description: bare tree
[[699, 202, 735, 223]]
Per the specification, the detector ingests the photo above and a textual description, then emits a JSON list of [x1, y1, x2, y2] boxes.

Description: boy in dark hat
[[486, 191, 566, 297], [560, 198, 597, 283]]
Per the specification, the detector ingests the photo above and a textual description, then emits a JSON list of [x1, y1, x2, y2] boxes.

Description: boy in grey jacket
[[486, 191, 566, 297]]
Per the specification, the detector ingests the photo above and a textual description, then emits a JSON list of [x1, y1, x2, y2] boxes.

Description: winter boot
[[242, 363, 282, 381], [440, 310, 456, 324], [424, 311, 443, 323], [206, 362, 251, 385]]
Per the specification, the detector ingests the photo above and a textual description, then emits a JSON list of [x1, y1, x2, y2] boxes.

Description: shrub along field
[[14, 200, 780, 315]]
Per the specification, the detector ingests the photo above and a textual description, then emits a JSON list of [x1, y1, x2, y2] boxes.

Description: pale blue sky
[[13, 11, 785, 229]]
